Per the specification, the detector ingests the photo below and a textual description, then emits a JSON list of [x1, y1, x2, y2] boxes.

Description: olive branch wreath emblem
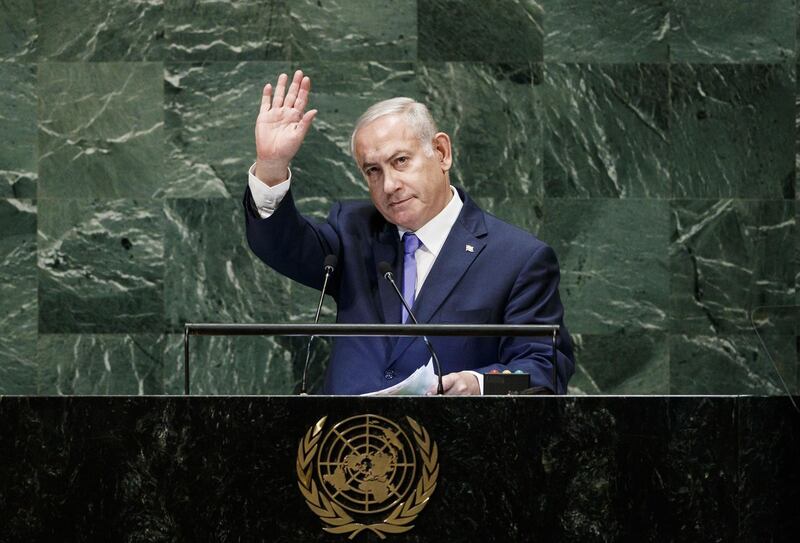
[[296, 415, 439, 539]]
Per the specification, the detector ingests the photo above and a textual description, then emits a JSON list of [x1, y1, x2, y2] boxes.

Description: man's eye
[[396, 156, 408, 165]]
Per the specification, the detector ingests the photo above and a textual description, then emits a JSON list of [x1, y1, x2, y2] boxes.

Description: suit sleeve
[[243, 185, 342, 295], [472, 244, 575, 394]]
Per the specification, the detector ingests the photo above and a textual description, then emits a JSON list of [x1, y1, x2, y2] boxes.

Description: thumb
[[440, 373, 455, 393], [297, 109, 317, 135]]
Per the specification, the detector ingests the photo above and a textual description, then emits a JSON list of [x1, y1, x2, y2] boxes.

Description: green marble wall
[[0, 0, 797, 396]]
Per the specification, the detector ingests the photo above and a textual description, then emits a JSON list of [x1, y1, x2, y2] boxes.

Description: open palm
[[254, 70, 317, 184]]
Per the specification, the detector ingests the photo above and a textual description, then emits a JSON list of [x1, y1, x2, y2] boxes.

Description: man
[[243, 70, 574, 395]]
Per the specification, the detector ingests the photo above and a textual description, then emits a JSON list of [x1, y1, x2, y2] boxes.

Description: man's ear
[[432, 132, 452, 172]]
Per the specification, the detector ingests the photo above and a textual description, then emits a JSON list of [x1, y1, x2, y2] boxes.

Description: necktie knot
[[403, 232, 421, 255]]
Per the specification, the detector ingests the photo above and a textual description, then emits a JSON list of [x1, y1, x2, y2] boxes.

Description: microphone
[[377, 261, 444, 395], [299, 254, 338, 395]]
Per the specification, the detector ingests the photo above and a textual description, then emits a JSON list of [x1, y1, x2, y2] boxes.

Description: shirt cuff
[[248, 162, 291, 219], [465, 370, 484, 395]]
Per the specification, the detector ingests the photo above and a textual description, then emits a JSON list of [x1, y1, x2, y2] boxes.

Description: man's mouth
[[388, 197, 412, 207]]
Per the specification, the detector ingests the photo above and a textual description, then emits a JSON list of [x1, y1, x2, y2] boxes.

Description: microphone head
[[377, 261, 393, 278], [323, 254, 338, 272]]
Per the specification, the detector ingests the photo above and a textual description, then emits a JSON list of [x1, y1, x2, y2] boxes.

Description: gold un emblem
[[296, 414, 439, 539]]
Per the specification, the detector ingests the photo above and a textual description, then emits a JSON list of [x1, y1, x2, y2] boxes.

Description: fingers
[[441, 372, 480, 396], [263, 70, 310, 113], [271, 72, 288, 109], [260, 83, 272, 112], [293, 76, 312, 112], [283, 69, 304, 109]]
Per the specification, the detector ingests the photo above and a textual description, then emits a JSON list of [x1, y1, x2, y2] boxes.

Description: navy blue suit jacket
[[244, 186, 574, 394]]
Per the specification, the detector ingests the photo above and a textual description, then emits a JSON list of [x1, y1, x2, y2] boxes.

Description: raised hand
[[254, 69, 317, 186]]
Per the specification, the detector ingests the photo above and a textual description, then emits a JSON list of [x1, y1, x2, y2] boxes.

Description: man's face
[[354, 114, 452, 231]]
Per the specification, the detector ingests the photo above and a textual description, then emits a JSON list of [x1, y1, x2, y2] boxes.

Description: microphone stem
[[313, 269, 332, 323], [384, 272, 445, 395], [300, 268, 332, 395]]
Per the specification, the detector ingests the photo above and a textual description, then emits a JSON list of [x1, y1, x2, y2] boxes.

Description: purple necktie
[[402, 232, 421, 323]]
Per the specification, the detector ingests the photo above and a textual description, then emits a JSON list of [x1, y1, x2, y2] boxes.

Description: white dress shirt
[[248, 165, 484, 393], [247, 163, 292, 218]]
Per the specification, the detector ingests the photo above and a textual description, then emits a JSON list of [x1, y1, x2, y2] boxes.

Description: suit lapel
[[386, 192, 488, 366], [372, 223, 401, 325]]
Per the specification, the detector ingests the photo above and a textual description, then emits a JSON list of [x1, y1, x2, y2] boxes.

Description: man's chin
[[388, 213, 418, 231]]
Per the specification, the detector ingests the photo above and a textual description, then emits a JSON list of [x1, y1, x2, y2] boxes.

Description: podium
[[1, 395, 798, 541], [181, 323, 563, 395]]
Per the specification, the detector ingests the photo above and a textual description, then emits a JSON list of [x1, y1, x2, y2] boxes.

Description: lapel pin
[[465, 244, 474, 253]]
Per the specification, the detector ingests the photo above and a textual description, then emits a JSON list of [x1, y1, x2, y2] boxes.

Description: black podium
[[1, 395, 798, 542]]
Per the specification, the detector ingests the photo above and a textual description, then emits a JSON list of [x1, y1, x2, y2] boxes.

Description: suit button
[[384, 370, 395, 380]]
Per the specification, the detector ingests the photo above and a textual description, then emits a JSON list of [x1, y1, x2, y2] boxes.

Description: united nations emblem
[[296, 414, 439, 538]]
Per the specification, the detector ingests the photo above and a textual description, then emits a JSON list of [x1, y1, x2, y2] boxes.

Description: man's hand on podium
[[429, 371, 480, 396]]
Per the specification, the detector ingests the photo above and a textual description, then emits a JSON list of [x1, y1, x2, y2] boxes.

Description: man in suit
[[244, 70, 574, 395]]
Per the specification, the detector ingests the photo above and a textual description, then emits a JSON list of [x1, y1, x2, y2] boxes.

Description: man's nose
[[382, 170, 401, 193]]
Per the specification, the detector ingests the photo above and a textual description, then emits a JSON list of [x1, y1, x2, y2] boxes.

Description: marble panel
[[529, 397, 737, 540], [164, 198, 333, 335], [533, 398, 634, 540], [38, 198, 164, 333], [0, 333, 37, 394], [543, 63, 670, 198], [37, 334, 166, 395], [286, 0, 416, 61], [671, 0, 794, 63], [163, 61, 416, 199], [670, 199, 796, 335], [590, 397, 670, 539], [162, 61, 288, 199], [419, 62, 541, 200], [37, 62, 165, 199], [542, 0, 669, 62], [669, 334, 795, 395], [164, 0, 288, 60], [418, 0, 543, 62], [540, 199, 670, 334], [671, 63, 794, 199], [0, 198, 37, 394], [164, 333, 331, 395], [34, 0, 165, 61], [568, 332, 669, 395], [750, 304, 799, 396], [164, 0, 415, 61], [473, 196, 543, 240], [737, 396, 800, 542], [0, 199, 37, 335], [2, 397, 797, 540], [0, 63, 37, 198], [663, 397, 738, 541], [0, 0, 37, 61]]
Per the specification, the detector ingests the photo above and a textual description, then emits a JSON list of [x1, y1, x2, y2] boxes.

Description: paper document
[[362, 359, 437, 396]]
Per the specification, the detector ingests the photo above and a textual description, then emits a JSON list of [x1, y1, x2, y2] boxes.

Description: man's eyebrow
[[361, 149, 412, 170], [390, 149, 412, 159]]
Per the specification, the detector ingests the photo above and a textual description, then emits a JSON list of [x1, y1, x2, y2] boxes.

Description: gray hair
[[350, 97, 438, 160]]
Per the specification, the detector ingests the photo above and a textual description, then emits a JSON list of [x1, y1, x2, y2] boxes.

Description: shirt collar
[[397, 186, 463, 257]]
